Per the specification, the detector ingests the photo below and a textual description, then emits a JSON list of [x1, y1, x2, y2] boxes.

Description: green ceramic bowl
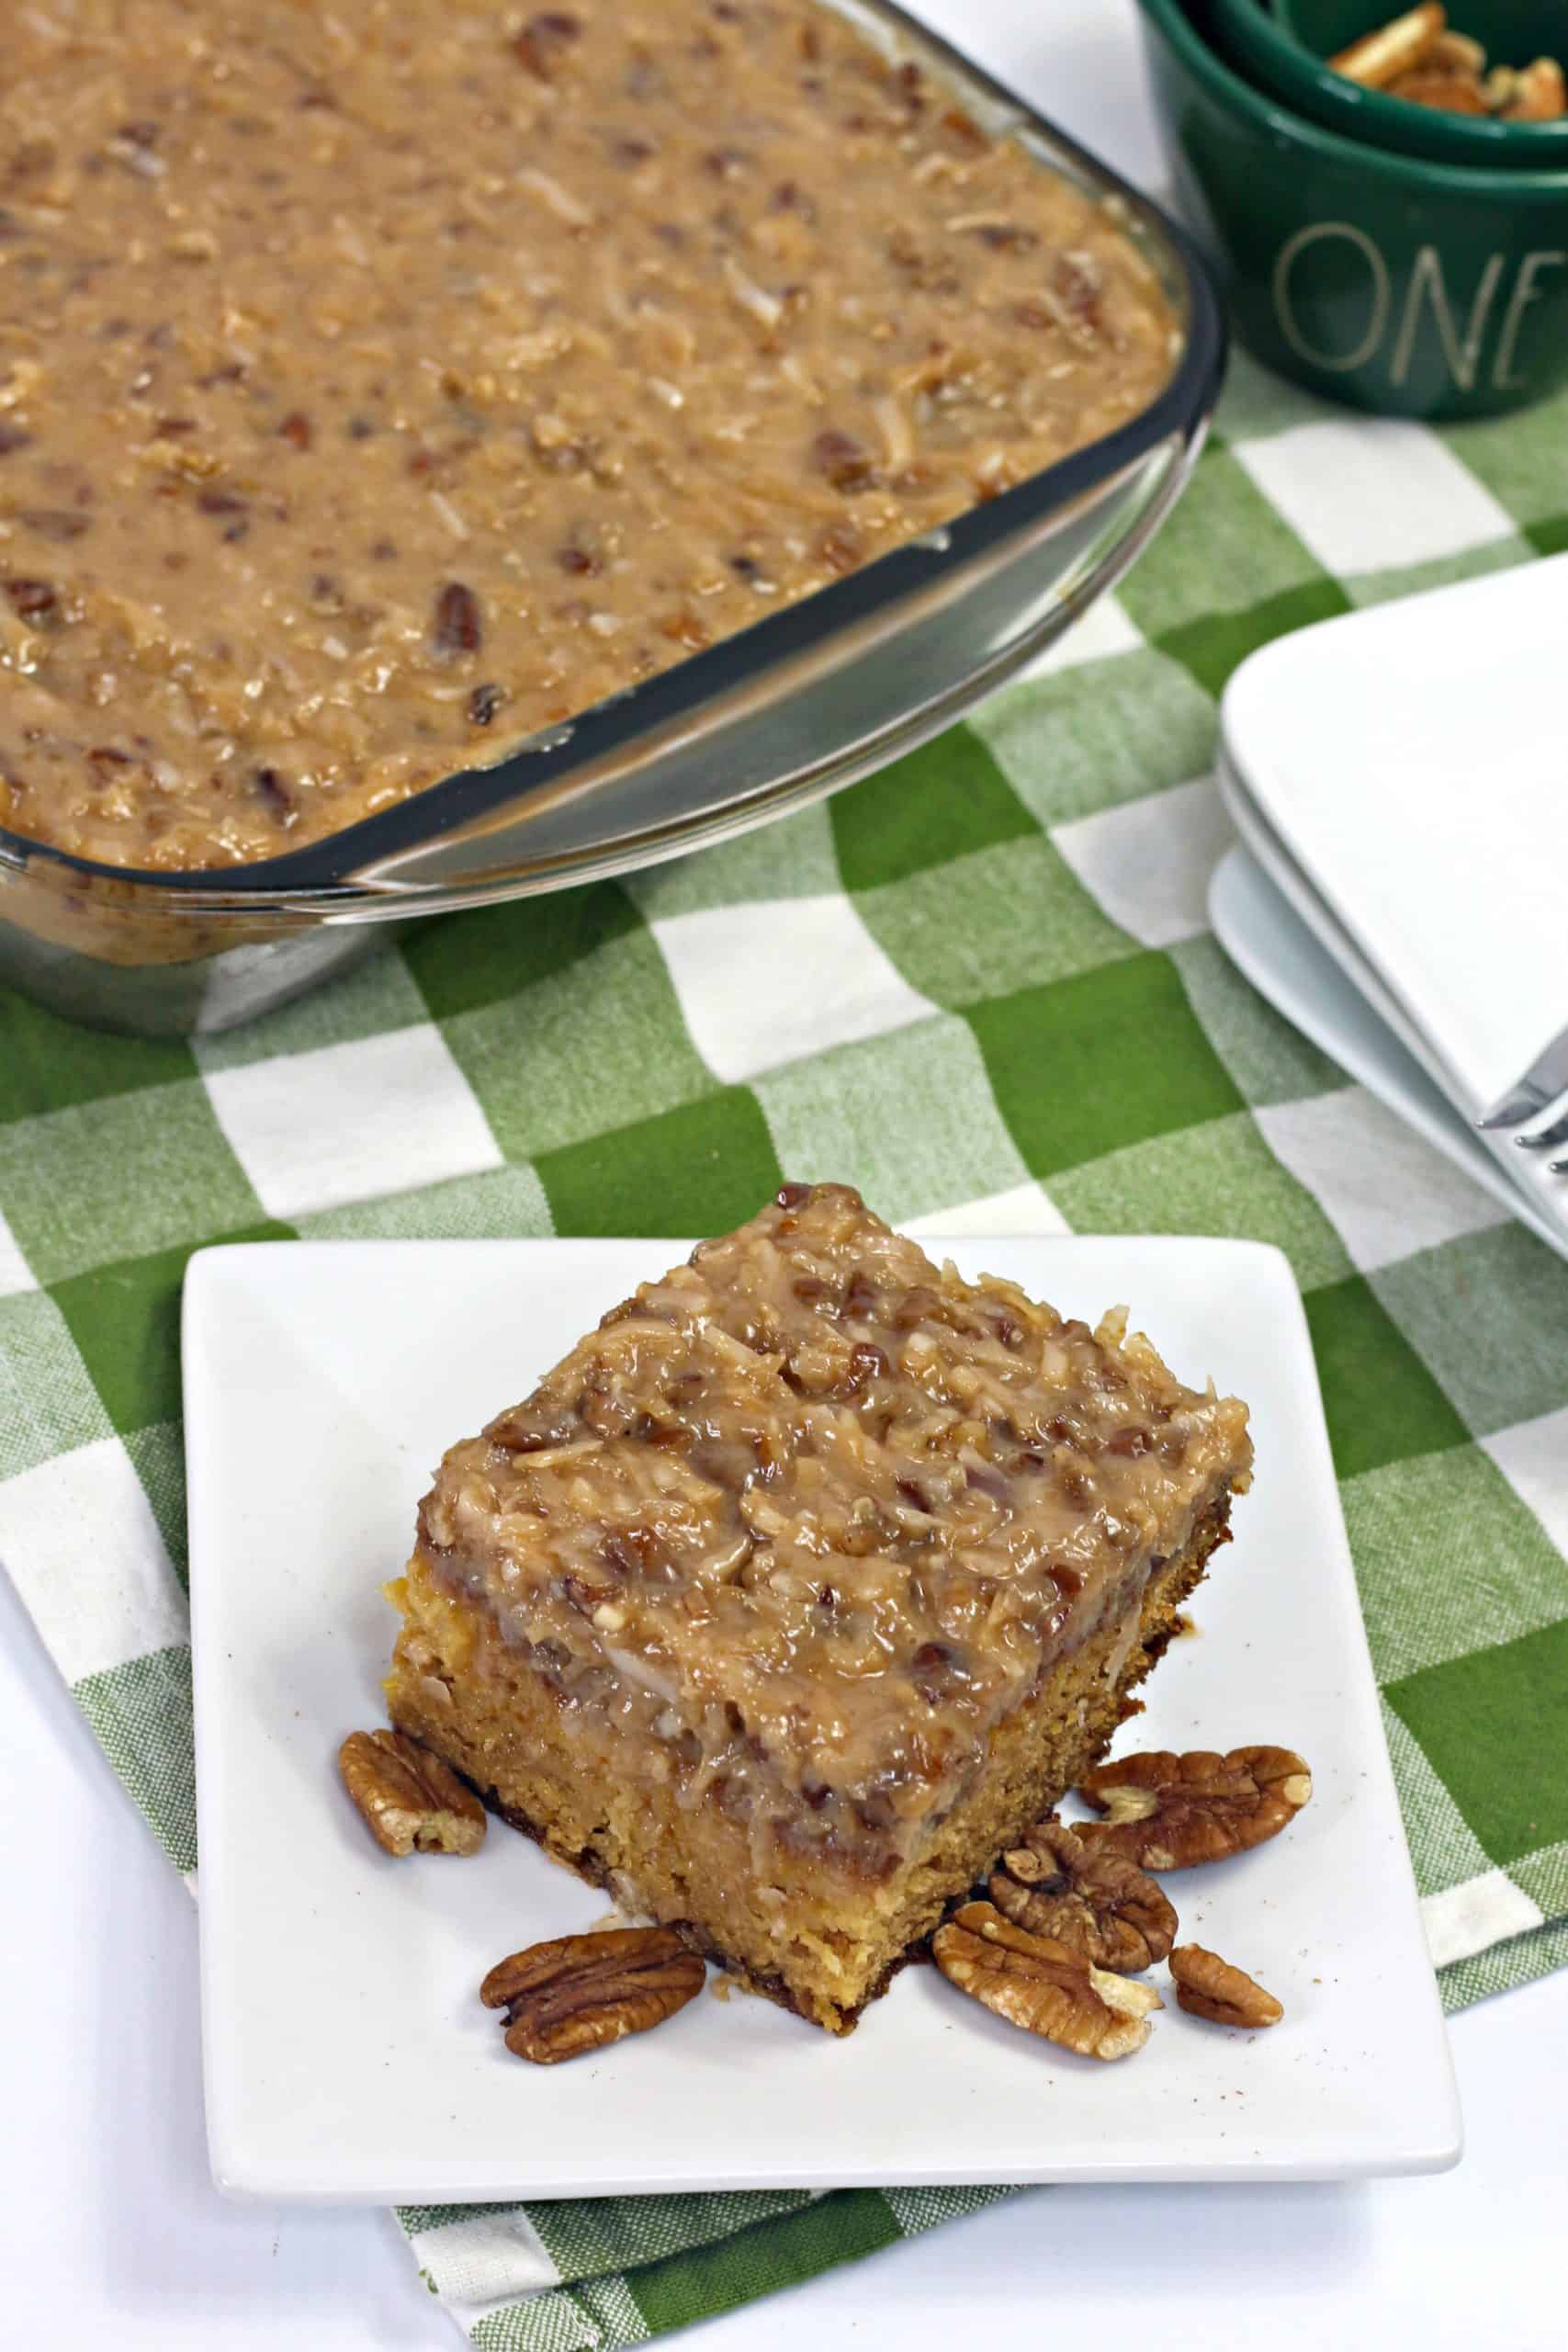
[[1212, 0, 1568, 168], [1137, 0, 1568, 416]]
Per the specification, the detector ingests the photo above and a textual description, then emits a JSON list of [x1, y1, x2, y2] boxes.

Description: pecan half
[[1330, 4, 1445, 89], [1169, 1944, 1283, 2030], [480, 1927, 705, 2064], [337, 1728, 486, 1856], [932, 1900, 1162, 2060], [1075, 1746, 1312, 1871], [990, 1816, 1177, 1972]]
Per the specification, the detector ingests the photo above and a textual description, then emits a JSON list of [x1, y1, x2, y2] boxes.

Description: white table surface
[[4, 5, 1562, 2346]]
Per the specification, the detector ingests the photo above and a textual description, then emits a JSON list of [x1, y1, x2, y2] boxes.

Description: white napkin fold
[[1221, 554, 1568, 1120]]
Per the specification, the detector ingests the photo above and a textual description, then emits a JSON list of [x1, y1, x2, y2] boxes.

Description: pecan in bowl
[[1169, 1944, 1283, 2030], [480, 1927, 705, 2064], [338, 1727, 487, 1856], [989, 1816, 1177, 1972], [933, 1900, 1163, 2059], [1075, 1746, 1312, 1871]]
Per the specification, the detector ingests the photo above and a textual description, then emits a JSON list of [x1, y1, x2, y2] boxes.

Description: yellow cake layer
[[387, 1504, 1230, 2032]]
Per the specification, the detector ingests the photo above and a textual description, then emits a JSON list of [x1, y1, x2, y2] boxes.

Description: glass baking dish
[[0, 0, 1224, 1037]]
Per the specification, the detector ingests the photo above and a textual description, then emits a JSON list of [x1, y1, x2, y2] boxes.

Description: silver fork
[[1476, 1027, 1568, 1173]]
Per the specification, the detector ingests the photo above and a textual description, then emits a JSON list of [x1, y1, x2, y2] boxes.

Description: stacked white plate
[[1208, 555, 1568, 1262]]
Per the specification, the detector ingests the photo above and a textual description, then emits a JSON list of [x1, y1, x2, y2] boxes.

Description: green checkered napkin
[[4, 347, 1568, 2346]]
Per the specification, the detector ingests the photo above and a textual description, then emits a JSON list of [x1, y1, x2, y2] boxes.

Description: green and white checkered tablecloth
[[4, 347, 1568, 2347]]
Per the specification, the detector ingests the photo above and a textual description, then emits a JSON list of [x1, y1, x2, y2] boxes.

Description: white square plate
[[185, 1237, 1461, 2202]]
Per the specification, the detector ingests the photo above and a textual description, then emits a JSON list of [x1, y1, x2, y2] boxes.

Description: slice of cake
[[385, 1185, 1252, 2033]]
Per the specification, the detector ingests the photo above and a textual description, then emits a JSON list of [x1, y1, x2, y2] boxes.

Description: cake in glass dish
[[385, 1185, 1252, 2032], [0, 0, 1176, 871]]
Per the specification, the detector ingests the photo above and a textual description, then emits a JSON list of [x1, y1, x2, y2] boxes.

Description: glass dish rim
[[0, 0, 1224, 910]]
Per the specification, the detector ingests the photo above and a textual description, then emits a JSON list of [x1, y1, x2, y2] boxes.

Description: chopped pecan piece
[[812, 426, 878, 492], [1169, 1944, 1283, 2030], [253, 765, 295, 820], [990, 1816, 1177, 1972], [5, 577, 61, 627], [1047, 251, 1103, 341], [1501, 57, 1568, 119], [467, 681, 506, 727], [1386, 66, 1488, 112], [433, 579, 482, 655], [337, 1727, 487, 1856], [932, 1900, 1162, 2059], [513, 11, 583, 81], [1331, 4, 1445, 88], [1076, 1746, 1312, 1871], [480, 1926, 705, 2063]]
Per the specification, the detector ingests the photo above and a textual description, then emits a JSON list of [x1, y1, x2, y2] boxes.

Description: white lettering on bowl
[[1272, 222, 1390, 372], [1273, 225, 1565, 392]]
